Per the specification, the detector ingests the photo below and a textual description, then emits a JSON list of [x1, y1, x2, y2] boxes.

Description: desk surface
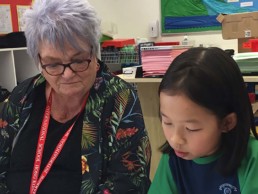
[[117, 74, 162, 83], [243, 76, 258, 82], [118, 74, 258, 83]]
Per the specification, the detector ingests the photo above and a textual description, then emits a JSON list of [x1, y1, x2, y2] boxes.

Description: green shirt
[[149, 136, 258, 194]]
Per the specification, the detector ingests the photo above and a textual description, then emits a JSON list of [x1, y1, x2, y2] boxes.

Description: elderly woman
[[0, 0, 151, 193]]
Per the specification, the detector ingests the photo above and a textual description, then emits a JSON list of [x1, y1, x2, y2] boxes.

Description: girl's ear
[[221, 112, 237, 133]]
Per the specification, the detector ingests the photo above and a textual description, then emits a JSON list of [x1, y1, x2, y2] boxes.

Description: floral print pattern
[[81, 155, 90, 174]]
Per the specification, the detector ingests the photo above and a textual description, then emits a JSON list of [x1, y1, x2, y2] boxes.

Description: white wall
[[88, 0, 238, 52]]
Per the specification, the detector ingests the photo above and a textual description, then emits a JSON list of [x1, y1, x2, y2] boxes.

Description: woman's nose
[[62, 65, 75, 77]]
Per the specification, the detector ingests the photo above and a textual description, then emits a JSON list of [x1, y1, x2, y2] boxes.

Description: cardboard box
[[217, 12, 258, 40]]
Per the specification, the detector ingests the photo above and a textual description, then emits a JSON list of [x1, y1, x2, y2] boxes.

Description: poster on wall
[[0, 5, 13, 34], [17, 5, 30, 31], [161, 0, 258, 34]]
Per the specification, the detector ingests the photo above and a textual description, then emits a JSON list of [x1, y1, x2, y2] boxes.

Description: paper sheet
[[0, 5, 12, 34], [17, 5, 30, 31]]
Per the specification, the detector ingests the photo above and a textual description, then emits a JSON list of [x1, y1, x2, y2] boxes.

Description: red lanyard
[[29, 90, 89, 194]]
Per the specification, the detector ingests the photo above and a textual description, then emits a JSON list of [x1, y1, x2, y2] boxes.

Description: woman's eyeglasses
[[38, 54, 92, 76]]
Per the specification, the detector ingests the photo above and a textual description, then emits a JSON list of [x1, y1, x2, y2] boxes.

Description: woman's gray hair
[[24, 0, 101, 65]]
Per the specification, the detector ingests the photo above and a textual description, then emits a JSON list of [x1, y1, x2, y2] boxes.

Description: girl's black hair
[[159, 47, 258, 176]]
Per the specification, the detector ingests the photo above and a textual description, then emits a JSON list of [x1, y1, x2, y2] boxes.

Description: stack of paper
[[140, 46, 189, 77], [233, 52, 258, 74]]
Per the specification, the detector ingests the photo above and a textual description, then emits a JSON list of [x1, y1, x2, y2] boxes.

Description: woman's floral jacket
[[0, 61, 151, 193]]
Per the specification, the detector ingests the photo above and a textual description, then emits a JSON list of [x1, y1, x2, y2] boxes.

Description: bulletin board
[[161, 0, 258, 34], [0, 0, 32, 33]]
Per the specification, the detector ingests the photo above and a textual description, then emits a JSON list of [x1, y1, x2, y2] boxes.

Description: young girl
[[148, 47, 258, 194]]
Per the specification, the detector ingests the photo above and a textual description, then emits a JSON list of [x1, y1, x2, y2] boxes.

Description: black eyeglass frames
[[38, 54, 92, 76]]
